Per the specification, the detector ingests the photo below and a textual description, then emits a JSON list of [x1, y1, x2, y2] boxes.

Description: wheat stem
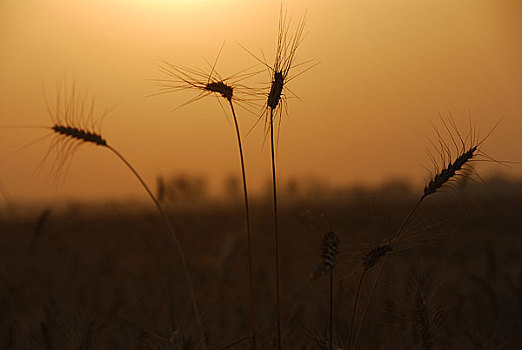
[[228, 100, 257, 349], [329, 270, 334, 350], [106, 145, 207, 350], [270, 107, 282, 350], [393, 197, 424, 240], [347, 270, 365, 350], [351, 260, 385, 350]]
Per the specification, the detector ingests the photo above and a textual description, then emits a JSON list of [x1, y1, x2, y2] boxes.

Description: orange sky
[[1, 0, 521, 202]]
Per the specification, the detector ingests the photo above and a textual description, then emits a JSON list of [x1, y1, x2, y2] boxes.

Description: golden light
[[0, 0, 521, 202]]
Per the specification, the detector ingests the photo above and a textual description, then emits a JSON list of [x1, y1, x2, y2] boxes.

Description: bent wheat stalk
[[54, 127, 207, 350], [41, 85, 207, 350]]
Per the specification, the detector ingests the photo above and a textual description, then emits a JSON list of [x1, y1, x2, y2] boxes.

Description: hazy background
[[1, 0, 521, 203]]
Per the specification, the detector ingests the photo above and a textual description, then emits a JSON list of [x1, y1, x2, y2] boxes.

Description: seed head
[[51, 125, 107, 146], [423, 146, 477, 198], [363, 243, 393, 271], [267, 71, 284, 110], [204, 81, 234, 101], [311, 231, 340, 280], [153, 47, 260, 113], [38, 81, 112, 179]]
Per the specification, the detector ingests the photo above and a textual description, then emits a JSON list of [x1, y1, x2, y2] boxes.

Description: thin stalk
[[228, 99, 257, 349], [106, 145, 207, 350], [347, 270, 366, 350], [393, 197, 424, 240], [329, 270, 334, 350], [351, 261, 385, 350], [270, 107, 282, 350]]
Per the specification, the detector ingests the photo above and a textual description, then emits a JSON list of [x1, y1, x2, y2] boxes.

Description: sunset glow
[[1, 0, 521, 202]]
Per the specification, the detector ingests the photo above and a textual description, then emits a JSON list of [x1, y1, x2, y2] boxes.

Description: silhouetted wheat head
[[264, 7, 310, 120], [52, 125, 106, 146], [35, 82, 113, 178], [152, 44, 260, 115], [421, 115, 499, 201], [240, 5, 314, 134], [363, 242, 393, 271], [337, 223, 445, 285], [423, 145, 477, 198]]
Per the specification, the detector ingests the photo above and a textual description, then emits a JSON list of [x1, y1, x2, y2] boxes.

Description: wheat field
[[1, 2, 522, 349]]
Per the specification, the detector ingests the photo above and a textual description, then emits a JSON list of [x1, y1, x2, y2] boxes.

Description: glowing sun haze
[[0, 0, 521, 202]]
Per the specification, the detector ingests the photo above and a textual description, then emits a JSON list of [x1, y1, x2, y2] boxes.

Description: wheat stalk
[[41, 82, 206, 350], [153, 49, 259, 348], [257, 8, 310, 348], [240, 7, 315, 344]]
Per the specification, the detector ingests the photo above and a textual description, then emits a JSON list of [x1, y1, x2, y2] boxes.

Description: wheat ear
[[423, 146, 477, 198], [311, 231, 340, 280]]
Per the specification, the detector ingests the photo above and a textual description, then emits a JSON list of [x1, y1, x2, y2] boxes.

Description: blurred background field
[[1, 175, 521, 349]]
